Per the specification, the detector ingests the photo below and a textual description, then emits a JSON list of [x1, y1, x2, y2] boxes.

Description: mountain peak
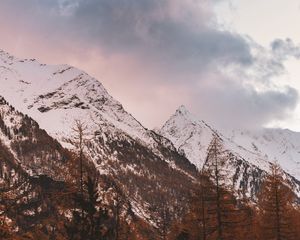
[[160, 106, 214, 168], [173, 105, 199, 124], [0, 49, 156, 147], [176, 105, 190, 116], [0, 49, 15, 59]]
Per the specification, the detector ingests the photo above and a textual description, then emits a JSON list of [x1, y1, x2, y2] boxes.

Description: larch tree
[[65, 176, 110, 240], [71, 120, 89, 239], [258, 164, 297, 240], [204, 135, 247, 240], [71, 120, 88, 196], [184, 172, 211, 240], [0, 182, 13, 239]]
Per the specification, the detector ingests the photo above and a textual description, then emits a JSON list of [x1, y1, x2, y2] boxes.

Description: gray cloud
[[1, 0, 253, 73], [72, 0, 253, 67], [271, 38, 300, 60], [190, 77, 298, 129], [0, 0, 298, 129]]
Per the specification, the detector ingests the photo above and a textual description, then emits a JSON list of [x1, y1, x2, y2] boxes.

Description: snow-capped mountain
[[0, 49, 198, 231], [0, 49, 192, 168], [1, 47, 300, 229], [0, 49, 155, 147], [159, 106, 300, 197], [160, 106, 269, 170], [226, 128, 300, 180]]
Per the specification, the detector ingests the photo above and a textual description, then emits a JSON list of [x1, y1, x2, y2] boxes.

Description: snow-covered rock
[[0, 49, 155, 148], [159, 106, 300, 198], [0, 50, 198, 227]]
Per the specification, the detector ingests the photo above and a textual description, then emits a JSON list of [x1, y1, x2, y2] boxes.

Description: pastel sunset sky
[[1, 0, 300, 131]]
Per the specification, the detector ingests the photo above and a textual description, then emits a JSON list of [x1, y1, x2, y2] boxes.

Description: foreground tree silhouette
[[71, 120, 88, 198], [258, 164, 297, 240], [175, 173, 211, 240], [66, 176, 110, 240], [69, 120, 89, 239], [204, 135, 247, 240]]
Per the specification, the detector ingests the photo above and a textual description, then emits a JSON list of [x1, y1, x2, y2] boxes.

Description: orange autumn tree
[[0, 181, 18, 240], [0, 193, 12, 239], [168, 174, 210, 240], [257, 164, 297, 240], [204, 135, 252, 240]]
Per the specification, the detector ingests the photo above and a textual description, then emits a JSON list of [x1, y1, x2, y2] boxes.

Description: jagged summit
[[172, 105, 215, 130], [175, 105, 191, 115], [161, 105, 300, 176], [173, 105, 208, 126], [0, 49, 155, 147], [160, 106, 300, 196], [161, 106, 218, 168], [0, 49, 9, 55], [174, 105, 200, 123]]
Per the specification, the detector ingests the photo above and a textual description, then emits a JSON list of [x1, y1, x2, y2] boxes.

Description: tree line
[[1, 124, 300, 239], [0, 121, 142, 240], [169, 136, 300, 240]]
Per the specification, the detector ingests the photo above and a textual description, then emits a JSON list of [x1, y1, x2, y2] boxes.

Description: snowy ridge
[[0, 96, 70, 180], [160, 105, 220, 168], [159, 105, 300, 197], [160, 106, 270, 170], [0, 49, 156, 148], [226, 128, 300, 179], [0, 50, 199, 228], [0, 50, 196, 176]]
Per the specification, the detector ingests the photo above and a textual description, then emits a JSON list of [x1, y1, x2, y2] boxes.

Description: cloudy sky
[[1, 0, 300, 131]]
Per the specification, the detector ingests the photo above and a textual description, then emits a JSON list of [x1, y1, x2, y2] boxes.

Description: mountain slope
[[0, 50, 193, 170], [159, 106, 300, 198], [0, 94, 200, 237], [0, 49, 161, 148], [0, 95, 75, 235], [0, 96, 70, 180], [0, 96, 157, 238], [0, 50, 199, 231], [226, 128, 300, 179]]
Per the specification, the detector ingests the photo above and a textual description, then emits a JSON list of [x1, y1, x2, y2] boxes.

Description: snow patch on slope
[[160, 105, 300, 180], [0, 49, 155, 148]]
